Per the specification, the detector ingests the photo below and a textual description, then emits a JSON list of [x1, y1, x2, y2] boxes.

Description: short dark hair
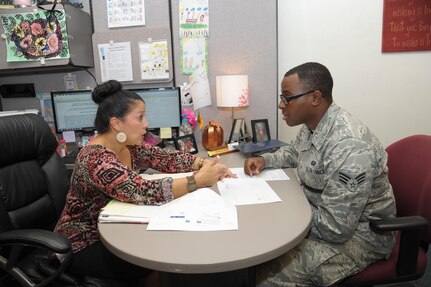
[[284, 62, 333, 100], [92, 80, 144, 134]]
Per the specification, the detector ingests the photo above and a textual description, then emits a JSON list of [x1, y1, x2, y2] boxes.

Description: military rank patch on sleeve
[[338, 171, 366, 192]]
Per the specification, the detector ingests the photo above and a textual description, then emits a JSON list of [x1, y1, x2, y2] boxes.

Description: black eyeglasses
[[279, 90, 315, 105]]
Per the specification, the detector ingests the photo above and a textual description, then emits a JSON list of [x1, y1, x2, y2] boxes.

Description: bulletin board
[[92, 27, 174, 85]]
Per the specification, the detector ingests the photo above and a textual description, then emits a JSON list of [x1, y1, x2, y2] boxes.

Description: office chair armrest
[[370, 215, 429, 277], [0, 229, 72, 287], [370, 215, 428, 232], [0, 229, 71, 254]]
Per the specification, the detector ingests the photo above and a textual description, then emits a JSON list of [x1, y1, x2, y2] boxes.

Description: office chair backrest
[[0, 114, 69, 233], [386, 134, 431, 242]]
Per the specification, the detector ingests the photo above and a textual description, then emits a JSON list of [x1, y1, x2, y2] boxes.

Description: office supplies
[[207, 146, 238, 157], [236, 139, 287, 154]]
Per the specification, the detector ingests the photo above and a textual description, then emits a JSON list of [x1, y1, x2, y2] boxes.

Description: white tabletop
[[98, 151, 311, 273]]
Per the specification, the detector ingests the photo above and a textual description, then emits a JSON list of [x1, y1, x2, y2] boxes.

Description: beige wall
[[277, 0, 431, 147]]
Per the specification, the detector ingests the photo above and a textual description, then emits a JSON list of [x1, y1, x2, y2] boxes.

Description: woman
[[54, 80, 233, 286]]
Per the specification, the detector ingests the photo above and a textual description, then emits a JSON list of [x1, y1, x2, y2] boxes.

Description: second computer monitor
[[130, 87, 182, 130], [51, 90, 97, 133]]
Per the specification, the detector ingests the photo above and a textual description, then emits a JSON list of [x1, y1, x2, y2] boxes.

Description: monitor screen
[[130, 87, 182, 130], [51, 90, 97, 133]]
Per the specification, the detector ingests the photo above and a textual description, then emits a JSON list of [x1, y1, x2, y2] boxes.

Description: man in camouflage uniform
[[244, 62, 396, 286]]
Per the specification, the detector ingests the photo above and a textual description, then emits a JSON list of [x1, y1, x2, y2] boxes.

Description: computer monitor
[[130, 87, 182, 130], [51, 90, 97, 133]]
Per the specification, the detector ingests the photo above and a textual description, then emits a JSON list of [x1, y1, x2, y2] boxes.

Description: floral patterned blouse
[[54, 143, 195, 253]]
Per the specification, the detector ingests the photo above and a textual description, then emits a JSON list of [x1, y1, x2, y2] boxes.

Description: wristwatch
[[186, 175, 197, 192]]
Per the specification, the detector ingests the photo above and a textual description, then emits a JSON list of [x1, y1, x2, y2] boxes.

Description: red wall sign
[[382, 0, 431, 52]]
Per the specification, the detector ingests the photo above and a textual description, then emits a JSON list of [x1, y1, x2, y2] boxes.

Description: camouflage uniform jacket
[[261, 103, 396, 266]]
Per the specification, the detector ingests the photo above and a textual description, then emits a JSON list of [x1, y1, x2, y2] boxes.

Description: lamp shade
[[216, 75, 249, 107]]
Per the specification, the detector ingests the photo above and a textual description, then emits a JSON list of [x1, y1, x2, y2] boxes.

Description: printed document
[[147, 188, 238, 231], [229, 168, 289, 181], [217, 178, 282, 206]]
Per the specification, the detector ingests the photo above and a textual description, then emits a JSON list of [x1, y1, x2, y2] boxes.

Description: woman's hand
[[194, 156, 236, 187]]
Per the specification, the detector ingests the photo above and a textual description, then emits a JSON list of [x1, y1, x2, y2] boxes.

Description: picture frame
[[251, 119, 271, 142], [173, 134, 198, 154], [228, 118, 249, 143]]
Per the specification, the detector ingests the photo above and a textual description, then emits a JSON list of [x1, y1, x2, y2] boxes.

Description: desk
[[98, 151, 311, 281]]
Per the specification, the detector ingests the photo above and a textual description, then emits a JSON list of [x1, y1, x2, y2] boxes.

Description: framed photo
[[228, 118, 249, 143], [251, 119, 271, 142], [173, 134, 198, 154]]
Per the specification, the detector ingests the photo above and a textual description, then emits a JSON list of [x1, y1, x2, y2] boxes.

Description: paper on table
[[99, 200, 162, 224], [147, 188, 238, 231], [217, 178, 282, 206], [229, 168, 290, 181]]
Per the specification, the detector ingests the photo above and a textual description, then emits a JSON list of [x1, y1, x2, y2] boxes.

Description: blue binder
[[235, 139, 288, 154]]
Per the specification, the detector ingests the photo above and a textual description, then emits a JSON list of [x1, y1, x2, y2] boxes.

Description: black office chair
[[340, 135, 431, 286], [0, 113, 77, 287]]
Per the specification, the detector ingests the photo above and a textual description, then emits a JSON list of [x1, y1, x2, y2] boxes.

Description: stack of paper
[[99, 188, 238, 231], [99, 200, 162, 224]]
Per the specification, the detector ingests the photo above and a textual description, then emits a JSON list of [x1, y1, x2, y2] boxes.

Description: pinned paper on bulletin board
[[189, 67, 211, 110], [139, 39, 170, 80], [98, 42, 134, 82], [179, 0, 209, 37], [180, 37, 207, 74], [107, 0, 146, 28]]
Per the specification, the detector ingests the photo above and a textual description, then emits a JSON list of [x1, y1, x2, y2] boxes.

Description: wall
[[0, 0, 278, 145], [278, 0, 431, 147]]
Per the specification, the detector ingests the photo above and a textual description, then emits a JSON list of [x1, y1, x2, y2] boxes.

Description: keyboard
[[62, 149, 80, 164]]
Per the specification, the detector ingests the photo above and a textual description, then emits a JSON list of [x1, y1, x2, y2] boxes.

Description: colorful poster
[[179, 0, 209, 37], [1, 10, 70, 62], [139, 40, 170, 80], [180, 37, 207, 74]]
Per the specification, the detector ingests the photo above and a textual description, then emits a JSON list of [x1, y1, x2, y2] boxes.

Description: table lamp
[[216, 75, 249, 120], [216, 75, 250, 143]]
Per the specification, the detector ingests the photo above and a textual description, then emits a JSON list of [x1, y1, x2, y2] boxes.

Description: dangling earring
[[116, 132, 127, 143]]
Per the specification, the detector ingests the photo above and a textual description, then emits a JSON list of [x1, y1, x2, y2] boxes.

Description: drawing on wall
[[180, 37, 207, 74], [107, 0, 146, 28], [179, 0, 209, 37], [139, 40, 170, 80], [1, 10, 70, 62]]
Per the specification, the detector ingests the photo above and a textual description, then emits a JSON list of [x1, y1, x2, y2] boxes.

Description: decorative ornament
[[116, 132, 127, 143], [181, 108, 197, 128]]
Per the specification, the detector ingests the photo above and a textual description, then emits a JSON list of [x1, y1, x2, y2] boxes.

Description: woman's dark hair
[[92, 80, 143, 134], [284, 62, 333, 101]]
